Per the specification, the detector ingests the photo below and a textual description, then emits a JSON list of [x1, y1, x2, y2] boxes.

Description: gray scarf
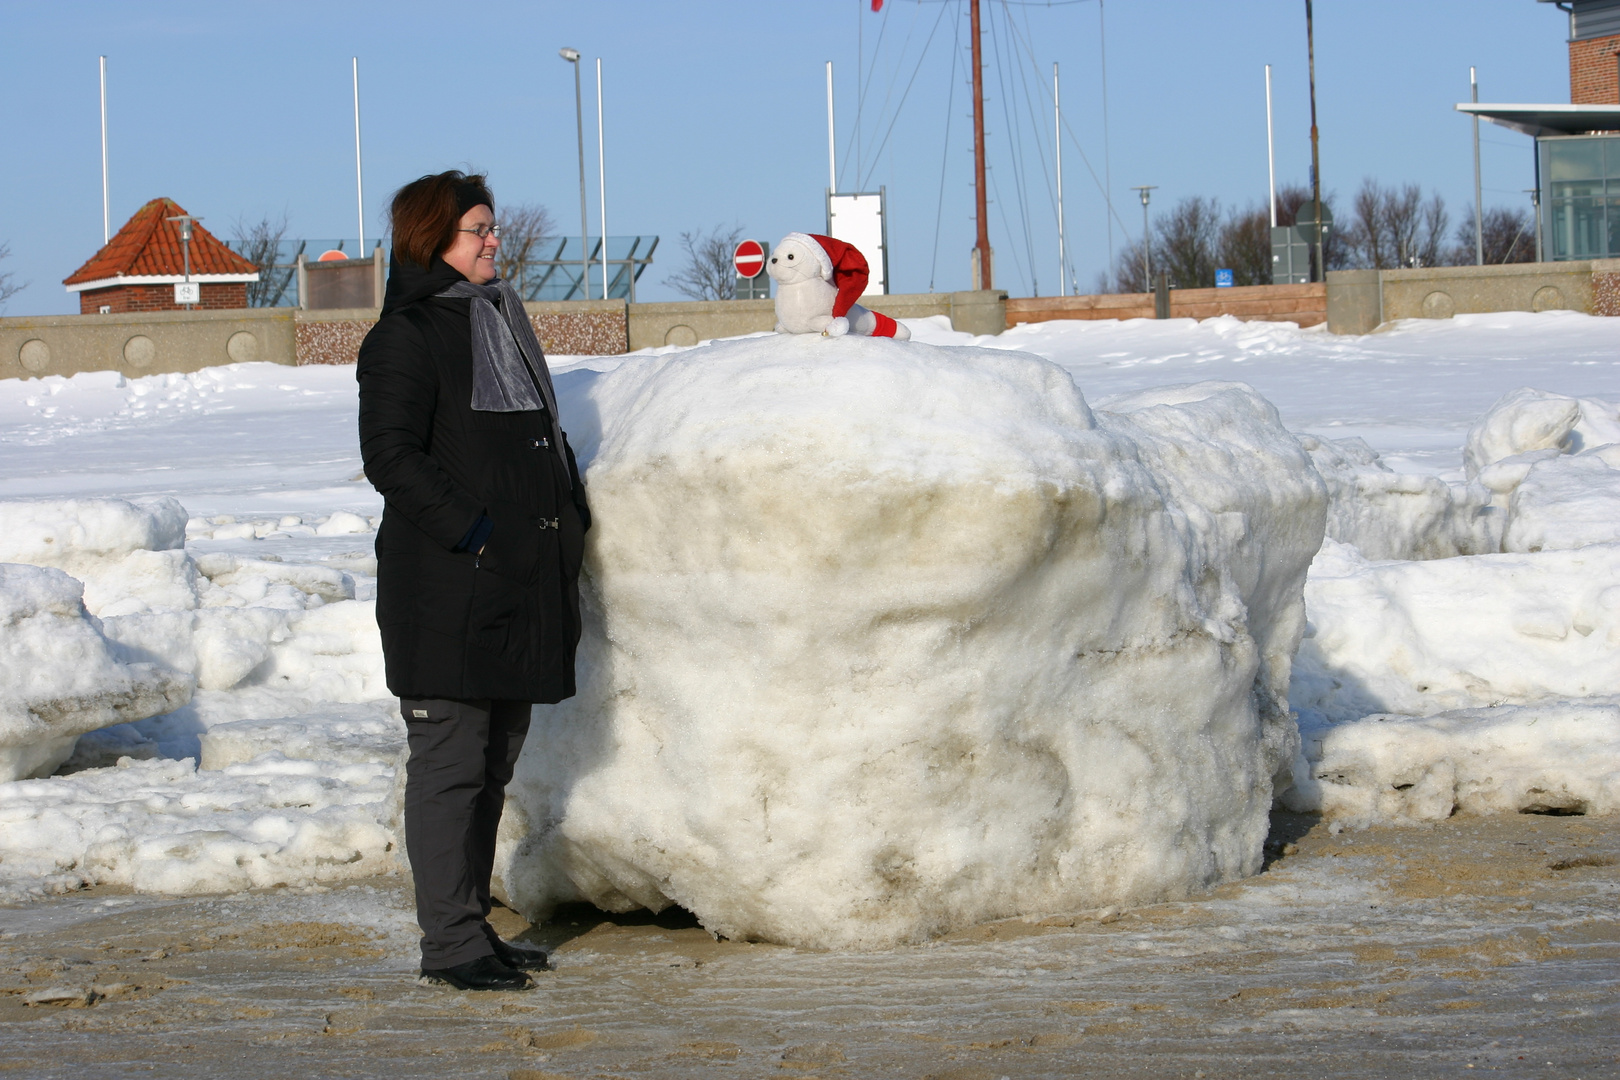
[[436, 279, 566, 455]]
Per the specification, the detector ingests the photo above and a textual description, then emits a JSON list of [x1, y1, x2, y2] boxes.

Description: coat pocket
[[476, 498, 542, 585]]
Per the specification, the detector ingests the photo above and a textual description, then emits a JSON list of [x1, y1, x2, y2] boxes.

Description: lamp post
[[1305, 0, 1324, 283], [560, 47, 589, 299], [1131, 185, 1155, 291], [166, 213, 198, 310]]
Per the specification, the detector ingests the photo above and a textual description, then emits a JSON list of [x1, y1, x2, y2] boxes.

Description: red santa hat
[[783, 232, 869, 318]]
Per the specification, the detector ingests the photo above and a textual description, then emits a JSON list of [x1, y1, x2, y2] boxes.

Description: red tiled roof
[[63, 197, 258, 286]]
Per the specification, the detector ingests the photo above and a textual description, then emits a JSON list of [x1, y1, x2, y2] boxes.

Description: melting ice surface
[[0, 311, 1617, 944]]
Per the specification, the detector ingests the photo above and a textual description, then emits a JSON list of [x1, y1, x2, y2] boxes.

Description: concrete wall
[[1326, 262, 1603, 335], [1, 290, 1008, 380], [1006, 283, 1326, 329], [0, 307, 296, 380]]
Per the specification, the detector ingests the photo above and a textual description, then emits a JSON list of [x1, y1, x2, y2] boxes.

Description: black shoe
[[489, 936, 550, 971], [419, 954, 533, 991]]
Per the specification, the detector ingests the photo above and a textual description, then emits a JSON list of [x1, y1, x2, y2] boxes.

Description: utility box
[[1271, 226, 1312, 285]]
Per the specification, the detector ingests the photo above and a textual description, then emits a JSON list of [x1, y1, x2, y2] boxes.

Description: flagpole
[[596, 57, 608, 299], [353, 57, 365, 253], [100, 56, 109, 245]]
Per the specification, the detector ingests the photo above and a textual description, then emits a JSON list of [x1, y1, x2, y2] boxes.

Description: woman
[[357, 171, 589, 992]]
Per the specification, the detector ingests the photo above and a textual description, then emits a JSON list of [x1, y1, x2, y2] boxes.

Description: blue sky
[[0, 1, 1568, 315]]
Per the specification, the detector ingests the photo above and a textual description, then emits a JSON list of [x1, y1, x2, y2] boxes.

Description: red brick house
[[63, 197, 259, 314]]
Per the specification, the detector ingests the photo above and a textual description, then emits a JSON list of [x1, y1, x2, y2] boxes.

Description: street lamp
[[560, 47, 589, 300], [1131, 185, 1156, 292], [166, 213, 199, 310]]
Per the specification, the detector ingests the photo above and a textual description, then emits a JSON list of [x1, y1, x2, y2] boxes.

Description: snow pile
[[1297, 433, 1498, 560], [497, 335, 1327, 949], [1285, 700, 1620, 825], [0, 745, 398, 900], [1462, 386, 1620, 477], [0, 497, 398, 898], [1292, 538, 1620, 726], [0, 564, 192, 781], [0, 499, 385, 703]]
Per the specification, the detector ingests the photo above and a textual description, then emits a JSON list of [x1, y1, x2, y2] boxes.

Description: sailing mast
[[970, 0, 992, 290]]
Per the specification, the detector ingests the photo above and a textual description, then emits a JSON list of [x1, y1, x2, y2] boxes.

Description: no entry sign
[[733, 239, 766, 279]]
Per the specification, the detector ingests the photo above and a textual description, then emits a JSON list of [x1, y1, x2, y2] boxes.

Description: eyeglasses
[[458, 223, 502, 239]]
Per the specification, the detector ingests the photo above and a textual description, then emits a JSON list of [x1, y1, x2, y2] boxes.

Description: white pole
[[826, 61, 837, 193], [596, 57, 608, 299], [353, 57, 365, 253], [1265, 63, 1277, 228], [99, 56, 109, 245], [1054, 62, 1066, 297], [1472, 66, 1484, 265]]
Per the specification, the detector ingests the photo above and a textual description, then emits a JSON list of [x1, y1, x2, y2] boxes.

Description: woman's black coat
[[357, 255, 589, 704]]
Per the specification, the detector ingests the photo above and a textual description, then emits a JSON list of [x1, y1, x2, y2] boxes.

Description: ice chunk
[[0, 497, 187, 565], [1291, 538, 1620, 726], [495, 336, 1327, 948], [1286, 700, 1620, 825], [315, 511, 372, 536], [101, 600, 385, 699], [0, 564, 193, 781], [1502, 451, 1620, 553], [1298, 433, 1499, 560], [1463, 387, 1620, 478], [198, 703, 404, 772]]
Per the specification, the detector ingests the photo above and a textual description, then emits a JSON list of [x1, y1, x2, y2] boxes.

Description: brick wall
[[1570, 34, 1620, 104], [79, 282, 249, 315]]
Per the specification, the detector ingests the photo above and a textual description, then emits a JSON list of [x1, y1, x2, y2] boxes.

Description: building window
[[1541, 135, 1620, 259], [98, 305, 111, 314]]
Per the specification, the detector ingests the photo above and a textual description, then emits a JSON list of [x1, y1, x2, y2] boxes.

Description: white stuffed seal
[[768, 232, 910, 340]]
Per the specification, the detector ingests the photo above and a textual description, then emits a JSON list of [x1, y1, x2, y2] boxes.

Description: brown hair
[[389, 170, 494, 267]]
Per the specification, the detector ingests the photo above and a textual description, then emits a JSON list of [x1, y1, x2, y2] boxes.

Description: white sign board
[[827, 192, 887, 296], [173, 281, 200, 304]]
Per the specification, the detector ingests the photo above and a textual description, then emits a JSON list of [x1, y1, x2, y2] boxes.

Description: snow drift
[[495, 334, 1328, 949]]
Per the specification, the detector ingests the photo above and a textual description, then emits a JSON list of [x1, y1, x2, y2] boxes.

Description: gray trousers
[[400, 697, 531, 969]]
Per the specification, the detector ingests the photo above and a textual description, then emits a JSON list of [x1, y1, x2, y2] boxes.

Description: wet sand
[[1, 811, 1616, 1079]]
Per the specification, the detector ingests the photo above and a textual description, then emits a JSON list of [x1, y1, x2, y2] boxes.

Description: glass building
[[1458, 104, 1620, 261], [1542, 135, 1620, 260]]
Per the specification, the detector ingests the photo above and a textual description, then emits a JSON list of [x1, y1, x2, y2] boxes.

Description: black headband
[[453, 181, 491, 215]]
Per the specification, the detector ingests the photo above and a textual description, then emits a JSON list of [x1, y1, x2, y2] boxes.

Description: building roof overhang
[[1456, 102, 1620, 137], [66, 273, 260, 293]]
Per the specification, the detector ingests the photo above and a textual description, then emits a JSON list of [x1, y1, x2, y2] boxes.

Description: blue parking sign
[[1215, 268, 1234, 288]]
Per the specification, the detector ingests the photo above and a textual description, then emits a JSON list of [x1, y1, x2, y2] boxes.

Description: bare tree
[[230, 215, 297, 307], [1216, 203, 1273, 286], [1105, 184, 1347, 293], [494, 202, 556, 298], [1452, 205, 1535, 265], [664, 224, 745, 301], [0, 242, 28, 312], [1154, 197, 1223, 289], [1346, 180, 1449, 269]]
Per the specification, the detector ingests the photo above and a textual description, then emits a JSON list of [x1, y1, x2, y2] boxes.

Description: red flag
[[871, 0, 883, 10]]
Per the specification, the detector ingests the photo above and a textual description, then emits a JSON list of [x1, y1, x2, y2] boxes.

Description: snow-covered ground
[[2, 311, 1618, 924]]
